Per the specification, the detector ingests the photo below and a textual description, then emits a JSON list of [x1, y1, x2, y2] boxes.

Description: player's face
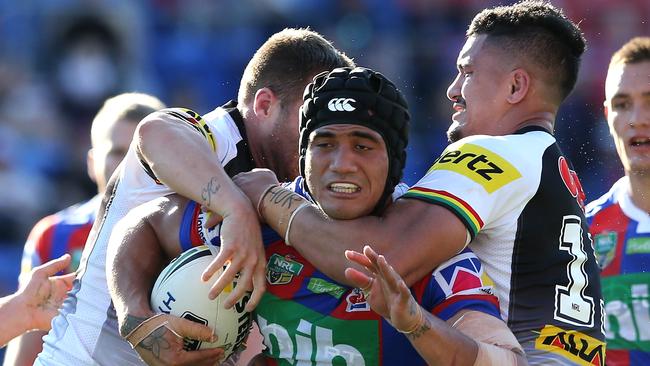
[[91, 118, 136, 193], [605, 61, 650, 174], [305, 124, 388, 220], [446, 35, 511, 142], [269, 96, 303, 181]]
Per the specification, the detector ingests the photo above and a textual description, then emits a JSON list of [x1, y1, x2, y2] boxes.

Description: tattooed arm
[[136, 109, 265, 311], [107, 195, 223, 365], [344, 246, 528, 366]]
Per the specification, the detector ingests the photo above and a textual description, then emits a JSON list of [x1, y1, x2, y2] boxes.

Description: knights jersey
[[187, 177, 502, 366], [20, 195, 99, 282], [36, 101, 255, 366], [402, 127, 606, 365], [586, 177, 650, 366]]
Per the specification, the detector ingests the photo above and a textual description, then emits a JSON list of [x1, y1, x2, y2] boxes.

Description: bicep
[[381, 198, 468, 286]]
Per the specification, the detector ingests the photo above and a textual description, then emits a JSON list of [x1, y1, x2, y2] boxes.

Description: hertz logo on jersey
[[430, 143, 522, 193], [535, 325, 606, 366]]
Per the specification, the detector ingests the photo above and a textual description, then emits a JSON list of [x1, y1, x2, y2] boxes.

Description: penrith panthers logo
[[558, 156, 585, 210]]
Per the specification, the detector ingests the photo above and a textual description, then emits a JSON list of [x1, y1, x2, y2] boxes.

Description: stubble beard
[[447, 122, 462, 143]]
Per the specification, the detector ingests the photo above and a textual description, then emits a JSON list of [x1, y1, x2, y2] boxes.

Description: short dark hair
[[238, 28, 354, 107], [610, 37, 650, 67], [468, 0, 586, 103]]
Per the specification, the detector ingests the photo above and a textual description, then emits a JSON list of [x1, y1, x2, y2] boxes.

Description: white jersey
[[36, 102, 255, 365], [402, 127, 605, 365]]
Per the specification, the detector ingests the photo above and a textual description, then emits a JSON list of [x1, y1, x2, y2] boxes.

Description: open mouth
[[329, 182, 361, 194], [630, 137, 650, 147]]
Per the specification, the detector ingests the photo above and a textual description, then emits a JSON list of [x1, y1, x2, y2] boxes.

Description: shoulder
[[585, 177, 626, 218]]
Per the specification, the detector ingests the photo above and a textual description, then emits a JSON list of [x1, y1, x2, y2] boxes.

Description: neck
[[512, 111, 555, 133], [626, 172, 650, 213], [242, 112, 290, 181]]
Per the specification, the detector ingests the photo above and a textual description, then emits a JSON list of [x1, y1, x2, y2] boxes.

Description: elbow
[[135, 111, 171, 155]]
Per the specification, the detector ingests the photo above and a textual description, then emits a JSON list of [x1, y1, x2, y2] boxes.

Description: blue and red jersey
[[180, 177, 502, 365], [20, 196, 99, 278], [586, 177, 650, 366]]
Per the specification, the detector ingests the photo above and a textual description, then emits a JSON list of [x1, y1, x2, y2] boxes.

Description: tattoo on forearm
[[405, 316, 431, 340], [139, 326, 173, 359], [201, 177, 221, 206], [268, 186, 303, 209], [120, 314, 149, 337]]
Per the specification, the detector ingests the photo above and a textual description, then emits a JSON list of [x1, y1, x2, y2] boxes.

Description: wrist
[[397, 304, 426, 335], [6, 292, 30, 334], [258, 185, 310, 241]]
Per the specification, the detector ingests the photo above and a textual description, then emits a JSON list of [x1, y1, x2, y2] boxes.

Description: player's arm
[[4, 217, 52, 365], [0, 254, 73, 348], [345, 246, 527, 366], [107, 196, 223, 365], [232, 170, 467, 286], [136, 109, 265, 310]]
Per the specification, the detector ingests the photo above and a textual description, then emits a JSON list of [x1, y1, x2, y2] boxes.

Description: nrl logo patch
[[266, 253, 304, 285], [594, 232, 617, 269]]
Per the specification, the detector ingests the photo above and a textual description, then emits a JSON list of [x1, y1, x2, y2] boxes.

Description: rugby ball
[[150, 245, 251, 359]]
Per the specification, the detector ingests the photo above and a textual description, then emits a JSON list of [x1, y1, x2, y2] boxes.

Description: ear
[[603, 100, 609, 120], [506, 69, 530, 104], [252, 87, 279, 118], [87, 149, 97, 183]]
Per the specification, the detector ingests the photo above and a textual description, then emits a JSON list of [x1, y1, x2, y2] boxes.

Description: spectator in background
[[586, 36, 650, 366], [3, 92, 165, 366], [0, 254, 74, 349]]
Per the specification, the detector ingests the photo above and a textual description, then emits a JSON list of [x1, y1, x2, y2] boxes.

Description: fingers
[[377, 255, 407, 294], [376, 255, 412, 307], [245, 259, 267, 312], [344, 267, 372, 289], [51, 272, 76, 291], [202, 251, 229, 283], [224, 267, 252, 309], [345, 250, 373, 269], [168, 316, 216, 342], [36, 254, 71, 277], [202, 209, 223, 229], [362, 245, 380, 266]]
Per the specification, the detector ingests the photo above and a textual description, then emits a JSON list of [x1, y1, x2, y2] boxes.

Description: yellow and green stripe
[[403, 187, 483, 239]]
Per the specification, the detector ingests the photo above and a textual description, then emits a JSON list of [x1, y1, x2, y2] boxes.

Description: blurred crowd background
[[0, 0, 647, 342]]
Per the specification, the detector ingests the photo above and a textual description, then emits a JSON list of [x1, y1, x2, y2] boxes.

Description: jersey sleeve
[[401, 133, 552, 240], [19, 216, 56, 285], [415, 248, 501, 321]]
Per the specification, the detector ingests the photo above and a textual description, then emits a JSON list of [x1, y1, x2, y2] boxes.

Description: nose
[[329, 146, 358, 174], [447, 73, 462, 102], [629, 103, 650, 128]]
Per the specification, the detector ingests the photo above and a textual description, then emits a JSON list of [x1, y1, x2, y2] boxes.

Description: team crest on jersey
[[429, 143, 521, 193], [535, 325, 605, 366], [345, 288, 370, 312], [266, 254, 303, 285], [593, 232, 617, 269]]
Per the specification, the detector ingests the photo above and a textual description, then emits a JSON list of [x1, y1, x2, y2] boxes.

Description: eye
[[611, 100, 630, 110], [313, 141, 333, 149], [355, 143, 372, 151]]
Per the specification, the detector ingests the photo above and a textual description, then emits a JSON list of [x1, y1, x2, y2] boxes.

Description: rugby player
[[586, 36, 650, 366], [232, 2, 606, 364]]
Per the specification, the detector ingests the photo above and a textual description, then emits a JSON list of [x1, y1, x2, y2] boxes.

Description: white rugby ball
[[150, 245, 251, 359]]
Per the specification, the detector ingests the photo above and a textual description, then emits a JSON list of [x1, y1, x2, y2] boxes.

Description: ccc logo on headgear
[[328, 98, 356, 112]]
